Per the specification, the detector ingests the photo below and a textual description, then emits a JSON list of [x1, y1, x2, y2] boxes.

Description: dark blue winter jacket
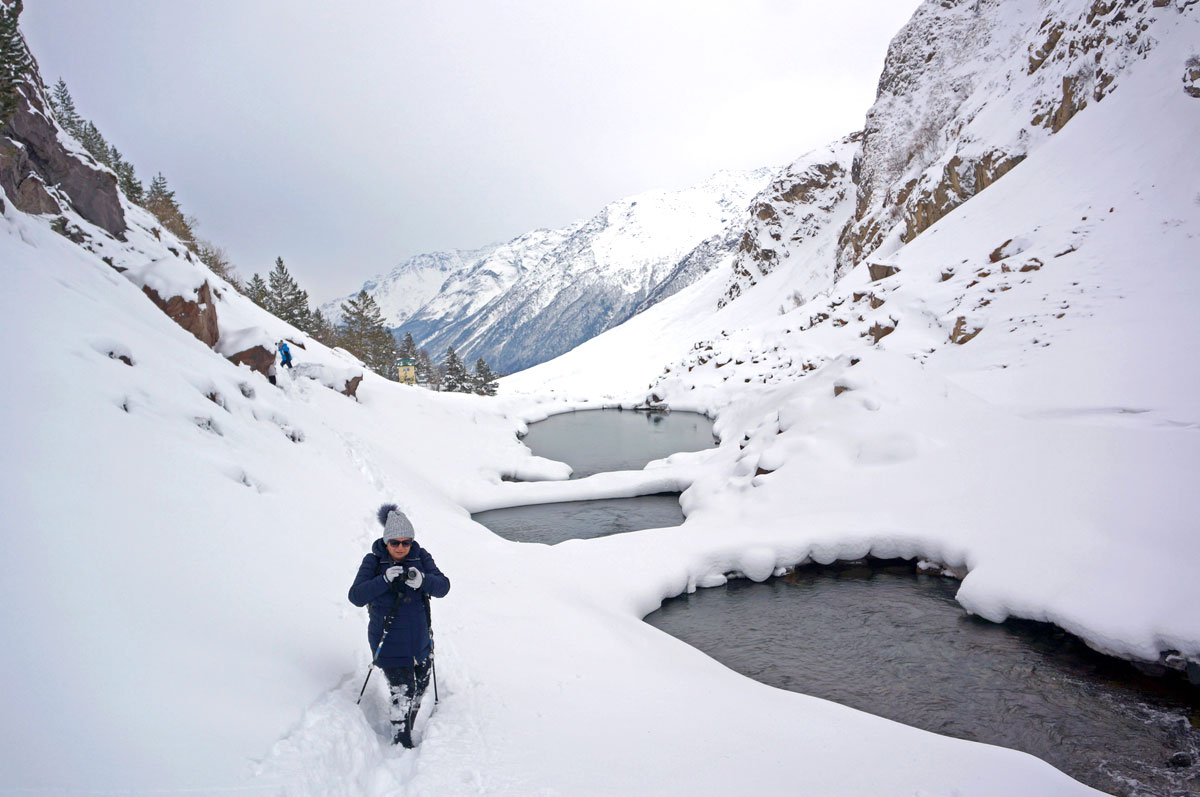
[[347, 539, 450, 668]]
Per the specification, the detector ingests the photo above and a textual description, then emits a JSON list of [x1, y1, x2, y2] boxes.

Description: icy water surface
[[520, 409, 715, 478], [646, 561, 1200, 797], [473, 494, 684, 544]]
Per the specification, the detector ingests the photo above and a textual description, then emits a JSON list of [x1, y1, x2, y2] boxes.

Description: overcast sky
[[23, 1, 920, 304]]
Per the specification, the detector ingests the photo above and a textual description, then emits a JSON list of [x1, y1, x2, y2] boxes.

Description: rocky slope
[[834, 0, 1187, 276]]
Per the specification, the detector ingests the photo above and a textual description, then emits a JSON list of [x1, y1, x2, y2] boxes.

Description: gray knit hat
[[378, 503, 415, 543]]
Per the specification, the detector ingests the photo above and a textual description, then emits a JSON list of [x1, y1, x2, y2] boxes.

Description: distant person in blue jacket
[[278, 341, 293, 369], [348, 505, 451, 748]]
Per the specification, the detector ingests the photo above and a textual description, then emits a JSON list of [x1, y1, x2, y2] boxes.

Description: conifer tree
[[245, 273, 270, 309], [338, 290, 399, 378], [0, 0, 31, 124], [472, 357, 499, 396], [79, 121, 112, 166], [144, 176, 195, 244], [308, 308, 335, 346], [442, 346, 470, 393], [110, 147, 143, 203], [49, 78, 82, 137], [398, 331, 419, 361], [266, 257, 311, 330], [144, 172, 195, 243], [417, 348, 438, 389]]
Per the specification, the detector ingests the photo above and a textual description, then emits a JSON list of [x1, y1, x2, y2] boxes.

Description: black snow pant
[[382, 657, 431, 748]]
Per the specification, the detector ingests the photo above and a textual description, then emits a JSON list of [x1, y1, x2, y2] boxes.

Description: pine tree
[[49, 78, 82, 138], [398, 331, 419, 360], [109, 147, 144, 203], [472, 357, 499, 396], [338, 290, 399, 378], [417, 348, 438, 389], [245, 273, 270, 309], [308, 308, 335, 346], [79, 121, 112, 167], [266, 257, 311, 330], [144, 172, 195, 243], [442, 346, 470, 393], [0, 0, 31, 124]]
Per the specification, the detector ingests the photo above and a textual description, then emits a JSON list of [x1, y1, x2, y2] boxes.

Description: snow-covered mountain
[[329, 168, 773, 373], [344, 243, 502, 328]]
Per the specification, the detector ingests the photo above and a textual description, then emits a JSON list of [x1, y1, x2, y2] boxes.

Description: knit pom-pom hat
[[377, 503, 415, 542]]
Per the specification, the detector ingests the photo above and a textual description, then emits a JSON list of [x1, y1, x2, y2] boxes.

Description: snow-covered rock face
[[836, 0, 1186, 274], [337, 168, 774, 373], [0, 45, 124, 236], [719, 134, 861, 310]]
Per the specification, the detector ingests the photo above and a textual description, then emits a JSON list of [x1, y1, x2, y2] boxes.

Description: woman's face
[[386, 538, 413, 561]]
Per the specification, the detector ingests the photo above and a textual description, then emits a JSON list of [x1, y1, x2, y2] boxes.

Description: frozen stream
[[484, 409, 1199, 796]]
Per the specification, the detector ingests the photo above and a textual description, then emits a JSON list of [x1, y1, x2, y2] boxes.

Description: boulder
[[142, 281, 219, 347], [867, 263, 900, 282], [867, 321, 896, 344], [226, 344, 274, 378], [14, 172, 60, 215]]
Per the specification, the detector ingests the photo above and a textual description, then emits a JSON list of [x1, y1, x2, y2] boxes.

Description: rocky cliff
[[835, 0, 1187, 276], [0, 30, 124, 237]]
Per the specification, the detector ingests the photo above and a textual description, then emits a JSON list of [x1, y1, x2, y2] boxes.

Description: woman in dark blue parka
[[348, 504, 450, 747]]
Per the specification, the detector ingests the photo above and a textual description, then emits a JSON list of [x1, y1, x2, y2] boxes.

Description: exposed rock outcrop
[[1185, 55, 1200, 97], [719, 135, 859, 309], [0, 63, 125, 236], [141, 282, 219, 348], [226, 344, 275, 378], [836, 0, 1173, 277]]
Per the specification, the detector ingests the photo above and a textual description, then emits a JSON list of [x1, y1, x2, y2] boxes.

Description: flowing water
[[646, 561, 1200, 797], [488, 409, 1200, 795]]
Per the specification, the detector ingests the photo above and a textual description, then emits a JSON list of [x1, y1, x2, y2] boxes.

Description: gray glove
[[384, 565, 406, 583], [404, 568, 424, 590]]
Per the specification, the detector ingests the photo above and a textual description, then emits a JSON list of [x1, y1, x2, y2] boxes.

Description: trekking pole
[[424, 594, 439, 705], [356, 589, 406, 705]]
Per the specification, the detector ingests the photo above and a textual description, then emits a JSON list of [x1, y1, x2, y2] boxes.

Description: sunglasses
[[386, 538, 414, 548]]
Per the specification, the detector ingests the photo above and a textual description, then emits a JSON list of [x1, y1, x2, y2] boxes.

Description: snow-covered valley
[[3, 0, 1199, 794]]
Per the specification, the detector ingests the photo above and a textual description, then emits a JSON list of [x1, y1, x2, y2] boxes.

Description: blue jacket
[[347, 539, 450, 667]]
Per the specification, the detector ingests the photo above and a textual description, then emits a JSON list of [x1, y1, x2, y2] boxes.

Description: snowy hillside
[[333, 167, 774, 373], [504, 0, 1200, 670]]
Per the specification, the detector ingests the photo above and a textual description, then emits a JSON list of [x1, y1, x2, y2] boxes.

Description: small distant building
[[396, 357, 417, 385]]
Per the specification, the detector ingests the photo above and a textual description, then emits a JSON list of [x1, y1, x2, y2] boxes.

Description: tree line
[[246, 257, 497, 393]]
